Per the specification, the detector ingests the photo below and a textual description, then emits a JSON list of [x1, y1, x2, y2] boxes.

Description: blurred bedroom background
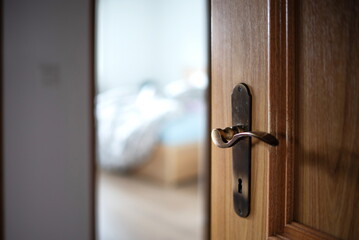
[[95, 0, 208, 239]]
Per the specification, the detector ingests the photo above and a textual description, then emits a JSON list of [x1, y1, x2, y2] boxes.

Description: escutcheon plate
[[231, 83, 251, 217]]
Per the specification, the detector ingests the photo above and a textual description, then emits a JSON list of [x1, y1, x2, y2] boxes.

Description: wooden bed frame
[[134, 143, 200, 186]]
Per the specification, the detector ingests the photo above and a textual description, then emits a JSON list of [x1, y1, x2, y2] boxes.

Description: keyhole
[[238, 178, 242, 194]]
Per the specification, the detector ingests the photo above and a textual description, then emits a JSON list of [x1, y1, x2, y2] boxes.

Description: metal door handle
[[211, 126, 278, 148], [211, 83, 279, 218]]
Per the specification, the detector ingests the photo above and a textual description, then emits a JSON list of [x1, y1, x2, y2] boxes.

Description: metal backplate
[[231, 83, 251, 217]]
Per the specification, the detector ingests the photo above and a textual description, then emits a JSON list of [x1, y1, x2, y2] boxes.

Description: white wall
[[97, 0, 207, 92], [3, 0, 92, 239]]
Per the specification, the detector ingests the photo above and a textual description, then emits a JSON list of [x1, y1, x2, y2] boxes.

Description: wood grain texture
[[135, 144, 199, 185], [97, 171, 203, 240], [293, 0, 359, 239], [211, 0, 269, 239], [267, 0, 293, 237], [267, 0, 359, 239], [212, 0, 359, 239], [282, 223, 338, 240]]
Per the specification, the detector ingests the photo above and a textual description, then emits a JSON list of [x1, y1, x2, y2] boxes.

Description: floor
[[97, 170, 204, 240]]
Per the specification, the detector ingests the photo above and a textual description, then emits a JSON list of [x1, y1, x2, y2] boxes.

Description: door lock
[[211, 83, 278, 217]]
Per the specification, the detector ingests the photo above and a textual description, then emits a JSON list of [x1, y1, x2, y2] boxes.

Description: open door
[[210, 0, 359, 239]]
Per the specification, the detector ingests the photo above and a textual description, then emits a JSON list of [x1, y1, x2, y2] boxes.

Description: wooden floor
[[97, 170, 204, 240]]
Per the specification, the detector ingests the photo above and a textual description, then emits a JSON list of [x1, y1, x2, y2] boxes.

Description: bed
[[96, 82, 206, 185]]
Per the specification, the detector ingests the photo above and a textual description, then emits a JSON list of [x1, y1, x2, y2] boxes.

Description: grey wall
[[3, 0, 92, 239]]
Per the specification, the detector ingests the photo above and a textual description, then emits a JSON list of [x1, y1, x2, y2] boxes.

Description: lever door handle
[[211, 83, 279, 218], [211, 126, 278, 148]]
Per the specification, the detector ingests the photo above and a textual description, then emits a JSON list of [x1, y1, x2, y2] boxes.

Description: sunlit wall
[[96, 0, 208, 92]]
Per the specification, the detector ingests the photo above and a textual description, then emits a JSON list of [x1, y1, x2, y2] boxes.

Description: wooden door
[[211, 0, 359, 239]]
